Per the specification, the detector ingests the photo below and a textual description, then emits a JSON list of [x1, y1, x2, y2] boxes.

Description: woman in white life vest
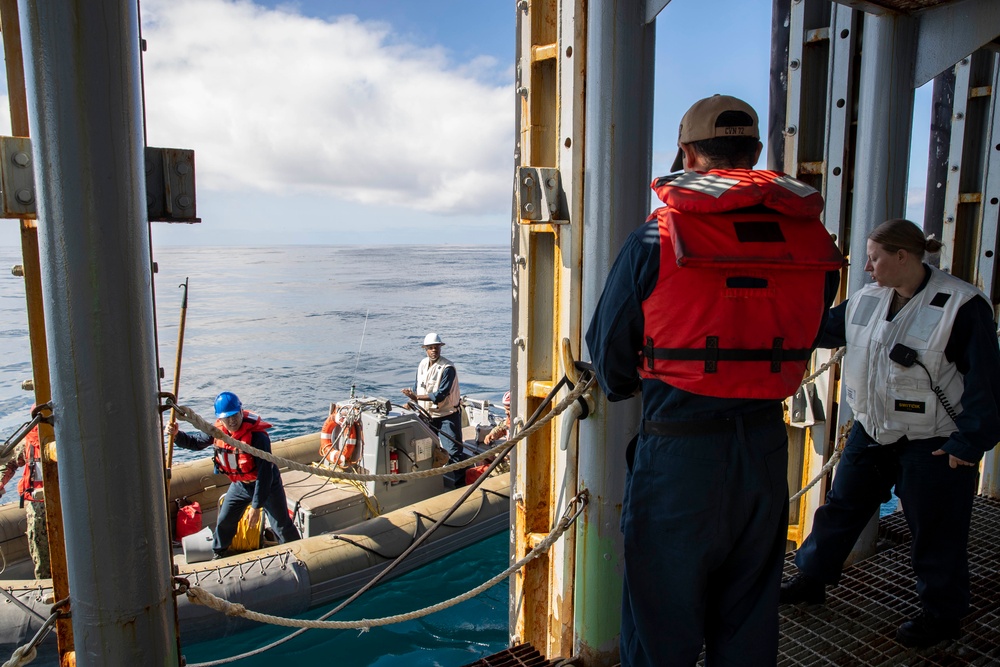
[[401, 332, 467, 487], [781, 219, 1000, 649]]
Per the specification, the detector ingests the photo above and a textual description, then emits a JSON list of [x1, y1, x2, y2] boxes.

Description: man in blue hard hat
[[168, 391, 300, 558]]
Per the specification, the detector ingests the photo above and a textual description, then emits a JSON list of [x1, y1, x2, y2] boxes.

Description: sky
[[0, 0, 931, 247]]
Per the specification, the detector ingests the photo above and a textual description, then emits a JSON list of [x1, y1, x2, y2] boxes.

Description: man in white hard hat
[[402, 333, 467, 486]]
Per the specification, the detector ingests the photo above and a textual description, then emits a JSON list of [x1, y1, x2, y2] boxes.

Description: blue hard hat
[[214, 392, 242, 418]]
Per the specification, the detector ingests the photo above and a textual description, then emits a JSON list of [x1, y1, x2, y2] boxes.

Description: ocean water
[[0, 244, 513, 666]]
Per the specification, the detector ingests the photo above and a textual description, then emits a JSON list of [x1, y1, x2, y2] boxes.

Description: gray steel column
[[848, 11, 917, 293], [577, 0, 654, 663], [843, 10, 917, 562], [19, 1, 178, 664]]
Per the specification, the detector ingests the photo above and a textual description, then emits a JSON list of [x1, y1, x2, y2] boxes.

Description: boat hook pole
[[164, 278, 189, 501]]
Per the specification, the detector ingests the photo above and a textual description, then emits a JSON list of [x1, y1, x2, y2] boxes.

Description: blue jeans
[[214, 475, 301, 555], [620, 413, 789, 667], [795, 422, 977, 619], [432, 411, 467, 487]]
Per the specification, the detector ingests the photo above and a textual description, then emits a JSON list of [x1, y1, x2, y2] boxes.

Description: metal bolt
[[21, 379, 34, 391], [15, 189, 33, 204], [946, 215, 955, 223], [786, 126, 797, 136], [524, 202, 534, 213], [12, 152, 29, 167], [955, 112, 965, 121], [176, 163, 191, 175], [513, 337, 526, 349], [11, 264, 24, 277], [549, 201, 558, 212], [176, 195, 192, 208], [514, 255, 527, 267], [546, 178, 556, 188], [961, 58, 970, 65], [951, 165, 960, 172], [789, 59, 800, 70], [524, 176, 533, 187], [517, 0, 528, 10], [517, 87, 528, 97]]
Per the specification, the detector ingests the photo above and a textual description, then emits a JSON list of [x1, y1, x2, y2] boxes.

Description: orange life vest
[[320, 406, 360, 467], [639, 169, 843, 399], [213, 411, 271, 483], [16, 426, 43, 503]]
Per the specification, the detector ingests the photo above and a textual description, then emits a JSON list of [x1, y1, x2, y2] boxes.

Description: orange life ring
[[320, 407, 360, 466]]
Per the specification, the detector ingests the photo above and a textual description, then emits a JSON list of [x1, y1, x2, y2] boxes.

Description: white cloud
[[141, 0, 513, 216]]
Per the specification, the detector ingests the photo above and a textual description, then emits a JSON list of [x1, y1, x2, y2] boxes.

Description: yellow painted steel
[[512, 0, 587, 658]]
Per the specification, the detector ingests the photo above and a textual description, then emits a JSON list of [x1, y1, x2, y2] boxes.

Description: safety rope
[[179, 490, 586, 657], [789, 419, 853, 503], [166, 375, 593, 484], [786, 349, 849, 503], [800, 347, 845, 385], [182, 375, 593, 666]]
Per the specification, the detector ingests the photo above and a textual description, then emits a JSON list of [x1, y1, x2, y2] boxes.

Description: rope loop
[[184, 488, 589, 639], [167, 373, 595, 484]]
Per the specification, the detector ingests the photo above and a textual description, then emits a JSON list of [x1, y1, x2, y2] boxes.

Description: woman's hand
[[932, 449, 976, 469]]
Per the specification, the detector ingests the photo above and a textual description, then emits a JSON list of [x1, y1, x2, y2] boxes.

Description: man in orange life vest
[[0, 410, 50, 578], [168, 391, 300, 558], [585, 95, 841, 666]]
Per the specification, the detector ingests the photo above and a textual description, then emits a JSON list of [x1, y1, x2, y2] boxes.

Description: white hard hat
[[422, 332, 445, 347]]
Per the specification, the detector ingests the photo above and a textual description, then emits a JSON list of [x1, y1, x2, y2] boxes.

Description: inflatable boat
[[0, 397, 511, 659]]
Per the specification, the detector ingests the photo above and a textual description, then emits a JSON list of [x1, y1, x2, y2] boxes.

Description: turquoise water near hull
[[184, 532, 511, 667]]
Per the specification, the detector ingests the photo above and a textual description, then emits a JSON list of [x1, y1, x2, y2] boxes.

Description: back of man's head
[[671, 95, 761, 172]]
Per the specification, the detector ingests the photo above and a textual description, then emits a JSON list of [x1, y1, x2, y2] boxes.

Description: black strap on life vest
[[643, 336, 811, 373]]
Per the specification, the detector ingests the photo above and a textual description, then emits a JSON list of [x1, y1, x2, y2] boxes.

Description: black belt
[[642, 405, 783, 437]]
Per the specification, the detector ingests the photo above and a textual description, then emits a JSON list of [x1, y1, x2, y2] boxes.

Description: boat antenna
[[349, 308, 370, 398]]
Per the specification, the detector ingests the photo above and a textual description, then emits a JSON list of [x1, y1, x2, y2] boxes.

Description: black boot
[[779, 573, 826, 605], [896, 612, 961, 648]]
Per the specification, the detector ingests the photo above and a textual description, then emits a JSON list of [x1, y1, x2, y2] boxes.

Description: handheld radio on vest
[[889, 343, 959, 422]]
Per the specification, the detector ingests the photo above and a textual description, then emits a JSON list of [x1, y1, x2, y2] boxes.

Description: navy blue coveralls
[[585, 221, 838, 667], [795, 265, 1000, 621], [175, 426, 301, 556]]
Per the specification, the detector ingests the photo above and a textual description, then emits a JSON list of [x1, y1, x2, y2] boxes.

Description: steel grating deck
[[469, 497, 999, 667], [774, 494, 1000, 666], [461, 643, 574, 667]]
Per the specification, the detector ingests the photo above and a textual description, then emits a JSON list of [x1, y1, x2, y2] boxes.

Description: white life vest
[[416, 356, 460, 418], [843, 266, 983, 444]]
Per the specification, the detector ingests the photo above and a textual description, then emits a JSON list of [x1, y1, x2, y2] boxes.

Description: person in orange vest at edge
[[483, 391, 511, 445], [585, 95, 842, 666], [167, 391, 300, 559], [465, 391, 512, 486], [0, 406, 50, 578]]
